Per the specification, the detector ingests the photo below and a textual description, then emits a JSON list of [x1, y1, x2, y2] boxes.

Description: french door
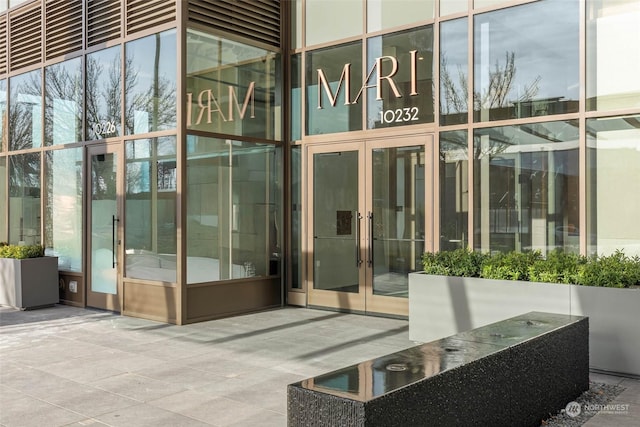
[[86, 143, 122, 311], [307, 135, 433, 316]]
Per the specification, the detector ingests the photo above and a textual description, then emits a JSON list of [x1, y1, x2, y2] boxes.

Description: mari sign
[[316, 51, 421, 109], [187, 82, 256, 126]]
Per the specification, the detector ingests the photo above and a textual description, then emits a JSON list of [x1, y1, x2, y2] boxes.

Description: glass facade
[[0, 79, 6, 151], [440, 18, 468, 126], [45, 148, 83, 271], [9, 153, 40, 245], [587, 115, 640, 256], [125, 30, 177, 135], [440, 130, 468, 251], [0, 157, 6, 242], [9, 70, 42, 151], [86, 46, 122, 140], [45, 57, 83, 146], [186, 136, 281, 283]]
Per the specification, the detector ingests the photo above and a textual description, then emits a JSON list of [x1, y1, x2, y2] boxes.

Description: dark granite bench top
[[293, 312, 586, 402]]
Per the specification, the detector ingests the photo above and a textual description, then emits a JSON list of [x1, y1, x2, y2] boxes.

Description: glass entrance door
[[87, 143, 121, 311], [307, 135, 432, 316]]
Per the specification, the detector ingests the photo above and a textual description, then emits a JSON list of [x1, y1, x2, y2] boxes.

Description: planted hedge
[[422, 248, 640, 288], [0, 243, 45, 259]]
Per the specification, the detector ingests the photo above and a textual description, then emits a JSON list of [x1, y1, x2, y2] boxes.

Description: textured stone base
[[288, 312, 589, 427]]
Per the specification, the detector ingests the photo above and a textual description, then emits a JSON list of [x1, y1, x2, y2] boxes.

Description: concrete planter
[[409, 272, 640, 377], [0, 256, 59, 310]]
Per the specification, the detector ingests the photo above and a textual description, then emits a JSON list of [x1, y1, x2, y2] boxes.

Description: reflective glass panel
[[186, 136, 281, 283], [125, 136, 177, 282], [313, 151, 359, 293], [291, 54, 302, 141], [473, 121, 579, 254], [45, 148, 82, 271], [86, 46, 122, 140], [126, 30, 177, 135], [440, 131, 468, 250], [440, 0, 467, 16], [9, 153, 40, 245], [367, 26, 434, 129], [0, 157, 6, 242], [291, 146, 302, 289], [306, 42, 362, 135], [474, 0, 579, 122], [0, 79, 6, 151], [45, 57, 83, 146], [186, 29, 281, 140], [587, 115, 640, 256], [440, 18, 468, 125], [306, 0, 362, 46], [587, 0, 640, 111], [372, 145, 425, 297], [9, 70, 42, 150], [367, 0, 434, 32]]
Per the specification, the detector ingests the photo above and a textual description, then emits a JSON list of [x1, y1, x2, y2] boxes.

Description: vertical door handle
[[112, 215, 119, 268], [367, 212, 374, 267], [355, 212, 363, 267]]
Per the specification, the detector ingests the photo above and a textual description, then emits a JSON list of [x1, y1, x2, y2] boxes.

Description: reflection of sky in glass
[[86, 45, 121, 139], [440, 17, 468, 119], [474, 0, 579, 104]]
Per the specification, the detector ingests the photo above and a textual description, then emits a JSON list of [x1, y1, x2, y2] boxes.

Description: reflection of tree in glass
[[85, 53, 122, 139], [44, 61, 82, 145], [8, 72, 41, 151]]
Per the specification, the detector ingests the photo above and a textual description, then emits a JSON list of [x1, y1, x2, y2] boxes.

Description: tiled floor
[[0, 305, 637, 426]]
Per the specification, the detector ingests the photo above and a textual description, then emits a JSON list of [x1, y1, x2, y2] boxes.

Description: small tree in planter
[[0, 242, 59, 310]]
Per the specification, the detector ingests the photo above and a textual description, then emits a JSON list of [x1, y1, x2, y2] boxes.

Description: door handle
[[112, 215, 119, 268], [355, 212, 363, 267], [367, 212, 374, 267]]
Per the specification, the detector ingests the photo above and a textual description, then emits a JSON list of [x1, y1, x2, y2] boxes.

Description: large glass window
[[474, 0, 579, 122], [306, 42, 362, 135], [9, 70, 42, 151], [186, 29, 281, 140], [45, 57, 83, 146], [9, 153, 40, 245], [440, 130, 468, 250], [186, 136, 281, 283], [45, 148, 82, 271], [587, 0, 640, 111], [291, 146, 302, 289], [86, 46, 122, 140], [587, 115, 640, 256], [367, 0, 434, 32], [367, 26, 434, 129], [126, 30, 177, 135], [306, 0, 362, 46], [125, 136, 177, 282], [440, 18, 468, 126], [0, 79, 6, 151], [0, 157, 6, 242], [291, 54, 302, 141], [473, 121, 579, 254]]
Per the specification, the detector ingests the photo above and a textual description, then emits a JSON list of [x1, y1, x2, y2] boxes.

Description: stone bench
[[288, 311, 589, 427]]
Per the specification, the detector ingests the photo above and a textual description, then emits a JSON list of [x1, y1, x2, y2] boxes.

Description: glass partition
[[45, 148, 82, 271], [440, 130, 468, 250], [306, 0, 362, 46], [587, 0, 640, 111], [45, 57, 83, 146], [0, 157, 6, 242], [587, 115, 640, 256], [125, 30, 177, 135], [367, 0, 434, 32], [306, 41, 363, 135], [186, 136, 281, 283], [86, 46, 122, 140], [9, 153, 40, 245], [473, 121, 579, 254], [440, 18, 468, 126], [186, 29, 281, 140], [9, 70, 42, 151], [474, 0, 579, 122], [125, 136, 177, 282], [366, 26, 434, 129]]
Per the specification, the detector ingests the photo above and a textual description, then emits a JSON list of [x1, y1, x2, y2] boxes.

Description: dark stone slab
[[288, 311, 589, 427]]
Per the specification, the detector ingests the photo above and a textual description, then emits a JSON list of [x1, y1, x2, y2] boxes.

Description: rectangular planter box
[[0, 256, 59, 310], [409, 272, 640, 377]]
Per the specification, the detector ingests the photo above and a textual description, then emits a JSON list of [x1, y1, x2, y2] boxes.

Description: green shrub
[[0, 244, 45, 259], [422, 248, 640, 288]]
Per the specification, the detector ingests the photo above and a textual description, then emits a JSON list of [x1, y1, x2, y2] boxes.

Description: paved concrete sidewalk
[[1, 305, 638, 426]]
